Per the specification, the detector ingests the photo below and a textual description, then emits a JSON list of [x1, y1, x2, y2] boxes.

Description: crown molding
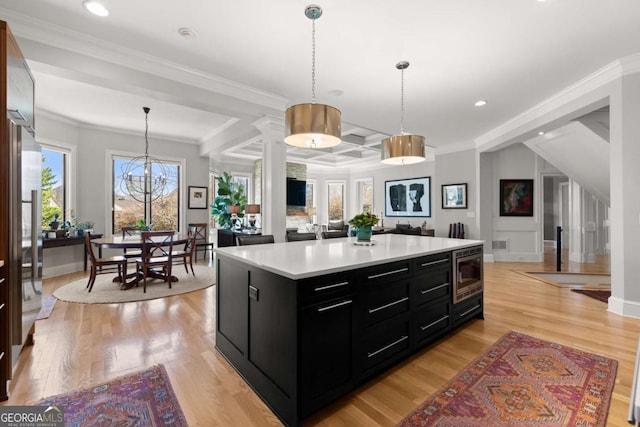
[[475, 54, 640, 151], [0, 7, 288, 112]]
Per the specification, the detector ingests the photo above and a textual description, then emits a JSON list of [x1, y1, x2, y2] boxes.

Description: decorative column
[[253, 116, 287, 242], [608, 71, 640, 317]]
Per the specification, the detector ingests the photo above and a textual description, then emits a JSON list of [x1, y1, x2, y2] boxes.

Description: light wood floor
[[2, 251, 635, 427]]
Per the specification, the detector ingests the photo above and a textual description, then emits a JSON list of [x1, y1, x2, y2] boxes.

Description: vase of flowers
[[348, 211, 379, 242]]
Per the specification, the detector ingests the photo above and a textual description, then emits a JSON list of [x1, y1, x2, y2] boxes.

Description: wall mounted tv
[[287, 178, 307, 207]]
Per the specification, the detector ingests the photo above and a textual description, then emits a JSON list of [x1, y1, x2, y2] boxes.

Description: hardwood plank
[[1, 254, 632, 427]]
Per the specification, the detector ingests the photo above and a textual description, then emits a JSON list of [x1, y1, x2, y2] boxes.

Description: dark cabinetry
[[300, 274, 355, 416], [216, 245, 483, 426]]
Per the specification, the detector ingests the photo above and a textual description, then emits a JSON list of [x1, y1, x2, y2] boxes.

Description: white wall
[[434, 149, 476, 238]]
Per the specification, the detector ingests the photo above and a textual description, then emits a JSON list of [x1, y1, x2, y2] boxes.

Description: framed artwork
[[188, 186, 208, 209], [384, 176, 431, 217], [499, 179, 533, 216], [442, 183, 467, 209]]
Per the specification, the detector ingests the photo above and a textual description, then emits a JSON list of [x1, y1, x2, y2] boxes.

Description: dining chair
[[136, 231, 175, 293], [188, 223, 213, 261], [321, 230, 348, 239], [172, 226, 197, 275], [84, 231, 127, 292], [121, 226, 142, 260], [236, 235, 275, 246], [286, 232, 317, 242]]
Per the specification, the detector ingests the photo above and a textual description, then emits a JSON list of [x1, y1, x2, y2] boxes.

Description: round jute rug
[[53, 264, 215, 304]]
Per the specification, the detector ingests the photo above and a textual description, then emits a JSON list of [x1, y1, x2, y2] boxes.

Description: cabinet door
[[301, 296, 355, 416]]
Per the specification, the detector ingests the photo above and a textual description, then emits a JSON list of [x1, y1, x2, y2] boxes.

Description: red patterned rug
[[571, 289, 611, 303], [397, 331, 618, 426], [37, 364, 187, 426]]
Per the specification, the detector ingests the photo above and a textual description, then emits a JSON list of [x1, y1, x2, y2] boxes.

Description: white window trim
[[106, 149, 186, 237], [39, 138, 76, 223]]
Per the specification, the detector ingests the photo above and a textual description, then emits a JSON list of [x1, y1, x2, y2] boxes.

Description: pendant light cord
[[400, 67, 405, 135], [311, 16, 316, 104], [144, 109, 150, 157]]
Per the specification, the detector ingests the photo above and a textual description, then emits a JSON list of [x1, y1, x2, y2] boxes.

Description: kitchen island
[[215, 234, 484, 426]]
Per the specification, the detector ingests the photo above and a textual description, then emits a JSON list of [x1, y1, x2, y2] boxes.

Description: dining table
[[92, 233, 191, 289]]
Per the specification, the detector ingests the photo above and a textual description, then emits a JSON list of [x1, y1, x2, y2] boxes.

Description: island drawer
[[413, 301, 451, 347], [359, 260, 412, 287], [360, 316, 410, 374], [452, 294, 483, 326], [361, 279, 410, 327], [412, 269, 452, 308], [299, 272, 353, 305], [413, 252, 450, 274]]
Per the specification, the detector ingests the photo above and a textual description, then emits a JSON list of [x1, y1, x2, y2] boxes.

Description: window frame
[[40, 140, 75, 225], [107, 149, 185, 236]]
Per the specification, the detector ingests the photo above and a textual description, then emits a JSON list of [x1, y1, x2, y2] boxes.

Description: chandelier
[[120, 107, 171, 203], [381, 61, 427, 165]]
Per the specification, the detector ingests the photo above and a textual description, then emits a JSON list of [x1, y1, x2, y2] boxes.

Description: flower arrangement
[[348, 211, 379, 229]]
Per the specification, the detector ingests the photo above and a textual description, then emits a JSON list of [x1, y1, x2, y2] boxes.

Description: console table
[[43, 233, 102, 271]]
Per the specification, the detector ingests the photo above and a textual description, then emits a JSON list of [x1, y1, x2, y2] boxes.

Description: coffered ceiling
[[1, 0, 639, 170]]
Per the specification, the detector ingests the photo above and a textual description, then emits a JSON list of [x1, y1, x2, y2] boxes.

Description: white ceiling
[[1, 0, 639, 170]]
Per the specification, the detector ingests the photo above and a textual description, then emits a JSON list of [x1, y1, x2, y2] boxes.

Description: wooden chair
[[84, 231, 127, 292], [321, 231, 349, 239], [172, 226, 197, 275], [136, 231, 175, 293], [188, 223, 214, 261], [121, 226, 142, 261], [286, 232, 317, 242], [236, 235, 275, 246]]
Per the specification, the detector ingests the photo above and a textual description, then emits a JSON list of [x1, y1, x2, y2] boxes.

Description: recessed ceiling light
[[538, 131, 545, 135], [178, 27, 196, 38], [82, 1, 109, 17], [474, 100, 488, 107]]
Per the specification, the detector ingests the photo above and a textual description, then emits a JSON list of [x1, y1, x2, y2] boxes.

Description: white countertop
[[214, 234, 483, 280]]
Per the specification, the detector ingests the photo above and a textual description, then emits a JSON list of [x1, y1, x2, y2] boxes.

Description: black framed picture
[[384, 176, 431, 217], [188, 186, 208, 209], [499, 179, 533, 216], [442, 183, 468, 209]]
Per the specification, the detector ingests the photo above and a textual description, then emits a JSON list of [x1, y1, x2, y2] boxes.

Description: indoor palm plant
[[348, 211, 379, 242], [211, 172, 247, 229]]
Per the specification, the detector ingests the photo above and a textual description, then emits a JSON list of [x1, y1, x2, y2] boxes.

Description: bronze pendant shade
[[381, 134, 425, 165], [284, 103, 341, 148]]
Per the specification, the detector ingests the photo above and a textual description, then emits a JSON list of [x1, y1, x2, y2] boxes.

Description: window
[[356, 178, 373, 213], [327, 181, 345, 221], [306, 179, 316, 223], [41, 147, 68, 227], [232, 174, 251, 202], [209, 172, 217, 229], [112, 155, 180, 234]]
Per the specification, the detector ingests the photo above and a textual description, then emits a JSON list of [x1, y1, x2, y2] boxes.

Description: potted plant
[[132, 219, 153, 231], [211, 172, 247, 229], [348, 211, 379, 242]]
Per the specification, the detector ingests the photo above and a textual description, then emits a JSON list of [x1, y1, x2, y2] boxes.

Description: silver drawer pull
[[368, 296, 409, 314], [0, 303, 4, 311], [420, 258, 449, 267], [317, 299, 353, 312], [368, 336, 408, 358], [458, 304, 481, 318], [367, 267, 409, 280], [420, 283, 450, 295], [314, 281, 349, 292], [420, 315, 449, 331]]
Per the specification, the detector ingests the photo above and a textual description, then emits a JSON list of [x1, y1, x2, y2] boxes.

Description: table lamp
[[246, 204, 260, 229], [228, 205, 242, 229]]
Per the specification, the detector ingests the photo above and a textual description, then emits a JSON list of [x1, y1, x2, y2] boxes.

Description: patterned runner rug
[[397, 331, 617, 427], [571, 289, 611, 303], [37, 364, 187, 426]]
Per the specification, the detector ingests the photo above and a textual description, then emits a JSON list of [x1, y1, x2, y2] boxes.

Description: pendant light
[[381, 61, 426, 165], [285, 5, 341, 149]]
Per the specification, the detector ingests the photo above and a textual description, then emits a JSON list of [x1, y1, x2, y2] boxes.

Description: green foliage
[[41, 156, 62, 227], [211, 172, 247, 229], [132, 219, 153, 231], [348, 211, 379, 229]]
